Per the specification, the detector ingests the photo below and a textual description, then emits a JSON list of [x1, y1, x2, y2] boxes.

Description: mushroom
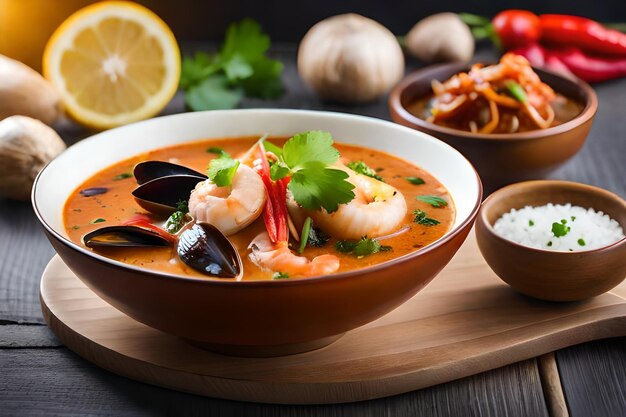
[[0, 54, 62, 125], [406, 13, 475, 63], [0, 116, 66, 201], [298, 14, 405, 103]]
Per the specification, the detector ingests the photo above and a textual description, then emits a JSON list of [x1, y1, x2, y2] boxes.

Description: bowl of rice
[[476, 180, 626, 301]]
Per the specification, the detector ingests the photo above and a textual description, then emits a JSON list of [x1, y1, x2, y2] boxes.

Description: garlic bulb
[[298, 14, 404, 103], [0, 116, 66, 201], [0, 55, 61, 125], [406, 13, 474, 63]]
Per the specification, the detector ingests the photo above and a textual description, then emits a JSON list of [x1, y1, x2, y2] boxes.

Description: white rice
[[493, 203, 624, 252]]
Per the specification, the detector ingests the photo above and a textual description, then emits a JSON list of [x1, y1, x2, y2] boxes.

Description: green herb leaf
[[413, 209, 440, 226], [113, 172, 132, 180], [335, 240, 358, 253], [208, 154, 240, 187], [547, 241, 553, 247], [571, 216, 577, 221], [241, 56, 285, 99], [578, 238, 586, 246], [206, 147, 230, 157], [165, 211, 188, 234], [458, 13, 491, 26], [551, 222, 571, 237], [185, 75, 244, 111], [529, 220, 535, 226], [269, 162, 290, 181], [308, 225, 330, 248], [505, 81, 528, 103], [176, 200, 189, 214], [180, 52, 220, 90], [288, 166, 355, 213], [272, 271, 290, 280], [298, 217, 312, 254], [262, 140, 283, 157], [336, 237, 391, 257], [71, 225, 80, 230], [221, 18, 270, 63], [222, 54, 254, 82], [90, 218, 106, 224], [264, 131, 355, 212], [416, 195, 448, 208], [347, 161, 384, 181], [282, 131, 339, 169], [405, 176, 425, 185], [275, 131, 355, 212], [180, 19, 284, 110]]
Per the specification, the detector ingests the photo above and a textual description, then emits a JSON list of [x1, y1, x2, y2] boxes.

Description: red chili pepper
[[492, 10, 541, 50], [514, 43, 626, 83], [121, 214, 178, 244], [255, 143, 289, 244], [540, 14, 626, 57]]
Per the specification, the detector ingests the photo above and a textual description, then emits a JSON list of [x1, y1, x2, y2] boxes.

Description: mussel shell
[[177, 223, 241, 278], [132, 175, 205, 216], [134, 161, 206, 185], [80, 187, 108, 197], [83, 226, 172, 248]]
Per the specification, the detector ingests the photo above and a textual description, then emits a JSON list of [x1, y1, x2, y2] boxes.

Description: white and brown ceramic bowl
[[33, 109, 482, 356]]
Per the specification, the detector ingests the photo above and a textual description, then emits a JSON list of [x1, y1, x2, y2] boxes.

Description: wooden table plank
[[557, 338, 626, 417], [0, 348, 548, 417]]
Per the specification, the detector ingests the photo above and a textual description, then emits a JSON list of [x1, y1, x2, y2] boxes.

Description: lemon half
[[44, 1, 180, 129]]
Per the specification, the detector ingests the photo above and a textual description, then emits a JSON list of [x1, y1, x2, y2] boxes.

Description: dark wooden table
[[1, 45, 625, 417]]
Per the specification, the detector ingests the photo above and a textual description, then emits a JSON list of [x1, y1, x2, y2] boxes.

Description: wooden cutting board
[[40, 230, 626, 404]]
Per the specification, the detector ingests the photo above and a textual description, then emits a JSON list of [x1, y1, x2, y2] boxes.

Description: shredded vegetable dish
[[416, 54, 580, 134]]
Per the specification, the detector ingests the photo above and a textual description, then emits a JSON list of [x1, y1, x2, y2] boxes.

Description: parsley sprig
[[416, 195, 448, 208], [336, 237, 391, 257], [180, 19, 284, 111], [413, 209, 440, 226], [267, 131, 355, 213], [207, 153, 240, 187], [347, 161, 384, 182]]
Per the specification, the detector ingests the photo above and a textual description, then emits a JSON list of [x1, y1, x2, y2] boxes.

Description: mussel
[[134, 161, 206, 185], [83, 226, 173, 248], [177, 223, 241, 279], [80, 187, 108, 197], [132, 175, 205, 216]]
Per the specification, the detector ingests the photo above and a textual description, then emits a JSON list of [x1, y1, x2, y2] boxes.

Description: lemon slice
[[43, 1, 180, 129]]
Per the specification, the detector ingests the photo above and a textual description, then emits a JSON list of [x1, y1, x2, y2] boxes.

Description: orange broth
[[63, 137, 456, 280]]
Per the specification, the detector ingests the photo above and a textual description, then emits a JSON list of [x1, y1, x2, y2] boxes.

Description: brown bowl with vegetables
[[476, 180, 626, 302], [389, 54, 598, 193], [33, 109, 482, 357]]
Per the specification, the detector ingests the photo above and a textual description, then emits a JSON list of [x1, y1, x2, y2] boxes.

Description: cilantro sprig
[[180, 19, 284, 111], [416, 195, 448, 208], [412, 209, 440, 226], [165, 211, 188, 234], [405, 177, 425, 185], [208, 153, 240, 187], [347, 161, 384, 182], [336, 237, 391, 257], [267, 131, 355, 213]]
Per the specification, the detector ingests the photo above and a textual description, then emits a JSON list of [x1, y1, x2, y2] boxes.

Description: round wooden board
[[40, 232, 626, 404]]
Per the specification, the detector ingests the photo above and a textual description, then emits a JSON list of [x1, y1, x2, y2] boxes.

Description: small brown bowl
[[476, 180, 626, 302], [389, 63, 598, 193]]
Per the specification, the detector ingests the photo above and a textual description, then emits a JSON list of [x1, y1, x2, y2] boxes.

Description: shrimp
[[188, 164, 266, 236], [308, 165, 407, 240], [249, 232, 340, 277]]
